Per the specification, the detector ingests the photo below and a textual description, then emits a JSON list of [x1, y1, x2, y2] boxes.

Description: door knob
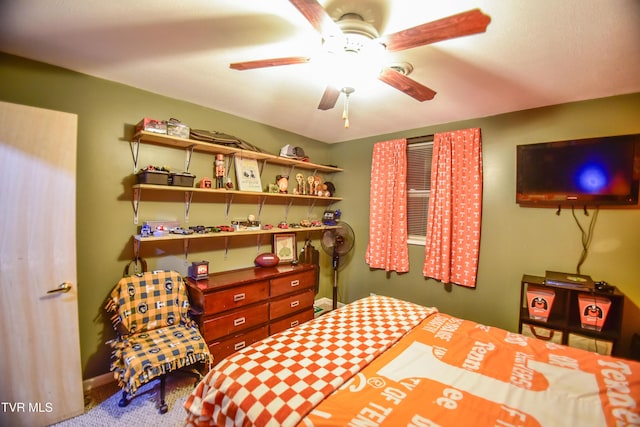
[[47, 282, 72, 294]]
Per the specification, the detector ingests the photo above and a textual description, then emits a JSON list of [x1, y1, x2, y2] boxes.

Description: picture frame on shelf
[[272, 233, 296, 264], [234, 157, 263, 192]]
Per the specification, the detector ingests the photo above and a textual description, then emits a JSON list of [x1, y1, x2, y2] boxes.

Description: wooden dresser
[[185, 263, 317, 365]]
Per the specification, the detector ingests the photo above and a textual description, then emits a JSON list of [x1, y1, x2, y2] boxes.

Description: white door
[[0, 101, 83, 426]]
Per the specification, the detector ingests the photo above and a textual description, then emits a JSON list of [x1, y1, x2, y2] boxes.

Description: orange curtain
[[423, 128, 483, 287], [365, 138, 409, 272]]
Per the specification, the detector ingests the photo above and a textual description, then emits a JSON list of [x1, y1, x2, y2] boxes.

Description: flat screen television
[[516, 134, 640, 206]]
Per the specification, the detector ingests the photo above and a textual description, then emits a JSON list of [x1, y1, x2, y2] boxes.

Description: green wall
[[2, 52, 639, 380]]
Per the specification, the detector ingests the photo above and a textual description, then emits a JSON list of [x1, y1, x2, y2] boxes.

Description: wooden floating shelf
[[132, 184, 343, 202], [133, 131, 343, 173], [134, 225, 339, 242]]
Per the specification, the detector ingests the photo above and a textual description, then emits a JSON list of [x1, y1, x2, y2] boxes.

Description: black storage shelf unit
[[518, 274, 624, 354]]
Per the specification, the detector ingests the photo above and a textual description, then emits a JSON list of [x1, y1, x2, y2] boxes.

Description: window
[[407, 138, 433, 245]]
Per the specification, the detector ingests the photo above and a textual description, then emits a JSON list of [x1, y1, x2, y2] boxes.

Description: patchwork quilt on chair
[[105, 270, 212, 396]]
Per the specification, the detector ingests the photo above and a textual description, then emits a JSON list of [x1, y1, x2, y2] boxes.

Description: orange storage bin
[[578, 294, 611, 331], [526, 286, 555, 321]]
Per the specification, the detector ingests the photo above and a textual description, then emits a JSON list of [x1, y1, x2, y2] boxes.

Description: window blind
[[407, 139, 433, 245]]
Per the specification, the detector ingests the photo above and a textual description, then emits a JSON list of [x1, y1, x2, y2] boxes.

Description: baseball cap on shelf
[[279, 144, 308, 160]]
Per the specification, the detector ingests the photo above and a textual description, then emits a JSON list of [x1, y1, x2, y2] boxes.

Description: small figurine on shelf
[[247, 214, 260, 230], [317, 183, 330, 197], [215, 154, 225, 189], [300, 219, 311, 227], [323, 209, 341, 225], [140, 223, 152, 238], [267, 184, 279, 193], [325, 182, 335, 197], [276, 175, 289, 193], [294, 173, 304, 195], [313, 175, 322, 195], [307, 175, 315, 195], [198, 177, 212, 189]]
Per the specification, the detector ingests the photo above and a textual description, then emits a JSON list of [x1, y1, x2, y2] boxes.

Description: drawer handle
[[290, 279, 300, 287], [233, 293, 246, 302], [234, 341, 246, 351], [290, 300, 300, 308], [233, 317, 246, 327], [290, 320, 299, 327]]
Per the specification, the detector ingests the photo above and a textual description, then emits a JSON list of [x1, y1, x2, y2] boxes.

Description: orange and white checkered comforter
[[184, 296, 640, 426]]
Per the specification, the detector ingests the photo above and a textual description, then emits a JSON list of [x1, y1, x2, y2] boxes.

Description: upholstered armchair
[[105, 270, 212, 413]]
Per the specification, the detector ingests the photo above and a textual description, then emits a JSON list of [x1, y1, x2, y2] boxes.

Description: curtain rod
[[407, 134, 434, 144]]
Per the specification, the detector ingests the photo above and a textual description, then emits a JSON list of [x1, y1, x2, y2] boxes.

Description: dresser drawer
[[208, 325, 268, 366], [270, 307, 314, 335], [203, 281, 269, 315], [270, 289, 315, 320], [204, 302, 268, 341], [270, 269, 315, 298]]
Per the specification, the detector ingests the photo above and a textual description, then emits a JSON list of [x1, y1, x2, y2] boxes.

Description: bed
[[184, 295, 640, 426]]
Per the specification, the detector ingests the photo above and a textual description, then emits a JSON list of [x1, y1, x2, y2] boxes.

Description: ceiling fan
[[230, 0, 491, 112]]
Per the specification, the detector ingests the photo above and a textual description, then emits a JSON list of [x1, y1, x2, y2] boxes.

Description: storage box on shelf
[[135, 118, 166, 134], [166, 121, 190, 139], [185, 264, 317, 365], [518, 274, 624, 355], [168, 172, 195, 187], [136, 169, 169, 185]]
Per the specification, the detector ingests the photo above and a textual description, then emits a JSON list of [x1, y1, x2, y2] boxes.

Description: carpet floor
[[52, 374, 198, 427]]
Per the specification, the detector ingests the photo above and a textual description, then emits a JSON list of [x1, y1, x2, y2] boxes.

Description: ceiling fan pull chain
[[342, 88, 352, 128]]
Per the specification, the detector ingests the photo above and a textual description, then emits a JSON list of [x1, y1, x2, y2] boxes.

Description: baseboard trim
[[83, 372, 115, 392]]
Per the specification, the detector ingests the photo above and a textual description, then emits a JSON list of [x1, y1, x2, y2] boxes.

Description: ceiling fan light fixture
[[321, 30, 382, 57], [318, 13, 385, 129], [342, 32, 373, 54], [338, 51, 365, 88], [319, 11, 385, 89], [322, 34, 344, 55], [320, 42, 384, 91]]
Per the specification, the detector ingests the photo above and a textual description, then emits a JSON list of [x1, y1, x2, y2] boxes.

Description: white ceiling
[[1, 0, 639, 143]]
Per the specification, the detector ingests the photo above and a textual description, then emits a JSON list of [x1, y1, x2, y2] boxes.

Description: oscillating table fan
[[321, 222, 355, 309]]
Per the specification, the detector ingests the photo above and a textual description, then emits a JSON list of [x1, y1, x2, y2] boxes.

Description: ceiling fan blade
[[317, 86, 341, 110], [289, 0, 343, 38], [378, 67, 436, 102], [230, 56, 310, 70], [379, 9, 491, 52]]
